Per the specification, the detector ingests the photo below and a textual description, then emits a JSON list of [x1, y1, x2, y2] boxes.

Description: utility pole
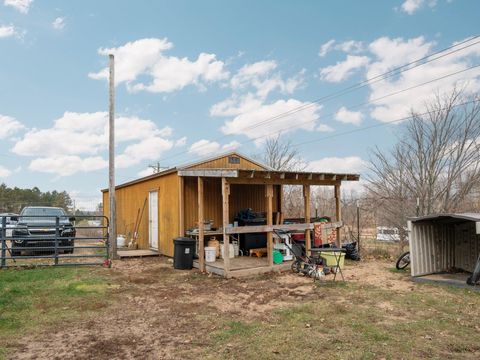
[[109, 54, 117, 260], [416, 197, 420, 217], [148, 162, 162, 174]]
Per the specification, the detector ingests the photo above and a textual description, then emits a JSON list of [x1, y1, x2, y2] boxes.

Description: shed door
[[149, 190, 159, 250]]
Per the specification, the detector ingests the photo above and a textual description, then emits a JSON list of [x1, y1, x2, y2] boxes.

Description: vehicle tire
[[66, 241, 75, 254], [396, 251, 410, 270], [291, 260, 301, 273]]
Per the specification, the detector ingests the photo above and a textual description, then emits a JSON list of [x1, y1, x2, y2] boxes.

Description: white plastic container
[[205, 247, 216, 263], [116, 235, 126, 247], [220, 244, 235, 259]]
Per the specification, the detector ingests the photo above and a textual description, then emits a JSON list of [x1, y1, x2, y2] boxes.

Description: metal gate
[[0, 214, 110, 268]]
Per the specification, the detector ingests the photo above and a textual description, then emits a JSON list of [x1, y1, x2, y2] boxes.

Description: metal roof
[[411, 213, 480, 223]]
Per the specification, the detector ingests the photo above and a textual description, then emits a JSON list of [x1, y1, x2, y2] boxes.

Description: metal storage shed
[[408, 213, 480, 287]]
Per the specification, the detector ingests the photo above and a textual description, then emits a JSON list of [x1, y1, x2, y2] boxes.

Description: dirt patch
[[4, 256, 459, 359]]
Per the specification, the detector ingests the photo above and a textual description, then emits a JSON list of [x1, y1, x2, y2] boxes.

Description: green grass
[[205, 282, 480, 360], [0, 267, 111, 356]]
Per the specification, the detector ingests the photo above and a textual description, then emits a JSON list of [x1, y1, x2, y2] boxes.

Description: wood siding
[[183, 177, 280, 230], [103, 172, 179, 257], [187, 155, 266, 170]]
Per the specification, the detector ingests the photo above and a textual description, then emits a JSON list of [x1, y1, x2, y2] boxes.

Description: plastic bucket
[[116, 235, 126, 247], [205, 247, 216, 263], [220, 244, 235, 259], [273, 250, 284, 264], [319, 252, 345, 269]]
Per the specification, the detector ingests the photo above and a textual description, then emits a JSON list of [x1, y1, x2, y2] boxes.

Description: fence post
[[54, 216, 60, 265], [1, 216, 6, 268]]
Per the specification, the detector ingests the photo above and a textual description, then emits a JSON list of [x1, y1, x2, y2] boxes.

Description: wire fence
[[0, 215, 110, 268]]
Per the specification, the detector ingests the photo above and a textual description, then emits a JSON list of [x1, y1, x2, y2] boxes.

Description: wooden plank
[[225, 221, 343, 234], [178, 169, 239, 177], [335, 184, 342, 247], [227, 178, 341, 186], [266, 184, 273, 267], [304, 184, 311, 256], [222, 177, 230, 275], [198, 177, 205, 272]]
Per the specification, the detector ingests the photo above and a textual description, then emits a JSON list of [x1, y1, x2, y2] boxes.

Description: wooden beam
[[198, 177, 205, 272], [225, 221, 343, 234], [222, 177, 231, 275], [227, 178, 340, 186], [335, 184, 342, 247], [304, 184, 311, 256], [178, 176, 185, 236], [266, 184, 274, 267], [178, 169, 238, 177]]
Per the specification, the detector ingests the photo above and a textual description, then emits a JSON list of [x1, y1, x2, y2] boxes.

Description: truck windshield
[[21, 208, 66, 218]]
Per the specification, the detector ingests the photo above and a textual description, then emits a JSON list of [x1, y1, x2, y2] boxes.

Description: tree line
[[0, 184, 73, 214]]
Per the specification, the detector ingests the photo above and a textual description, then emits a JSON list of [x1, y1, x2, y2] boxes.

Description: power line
[[167, 63, 480, 167], [155, 36, 480, 164], [290, 98, 480, 149]]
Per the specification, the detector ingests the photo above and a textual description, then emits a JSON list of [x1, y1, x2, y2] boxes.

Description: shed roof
[[178, 168, 360, 185], [411, 213, 480, 223], [101, 151, 271, 192]]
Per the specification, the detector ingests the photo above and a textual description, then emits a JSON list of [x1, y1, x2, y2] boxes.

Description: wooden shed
[[102, 151, 360, 277]]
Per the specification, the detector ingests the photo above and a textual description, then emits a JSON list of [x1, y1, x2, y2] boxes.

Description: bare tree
[[367, 89, 480, 244], [258, 134, 307, 217], [261, 133, 306, 171]]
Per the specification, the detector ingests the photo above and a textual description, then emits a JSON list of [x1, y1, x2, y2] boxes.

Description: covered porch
[[179, 168, 359, 278]]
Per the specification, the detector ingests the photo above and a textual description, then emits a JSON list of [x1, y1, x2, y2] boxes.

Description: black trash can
[[173, 237, 196, 270]]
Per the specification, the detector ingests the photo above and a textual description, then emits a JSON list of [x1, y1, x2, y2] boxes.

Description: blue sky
[[1, 0, 479, 209]]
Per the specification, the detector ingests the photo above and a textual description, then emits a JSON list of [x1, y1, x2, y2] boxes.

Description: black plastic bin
[[173, 237, 196, 270]]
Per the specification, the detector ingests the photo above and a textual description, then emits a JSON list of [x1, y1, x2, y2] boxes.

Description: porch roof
[[177, 168, 360, 185]]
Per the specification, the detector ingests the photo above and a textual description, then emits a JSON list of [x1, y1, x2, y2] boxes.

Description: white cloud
[[335, 107, 363, 125], [29, 156, 107, 177], [319, 55, 370, 82], [116, 136, 173, 168], [0, 115, 24, 138], [316, 124, 335, 132], [188, 139, 240, 156], [174, 136, 187, 147], [89, 38, 229, 93], [52, 17, 65, 30], [319, 39, 364, 57], [13, 111, 175, 176], [307, 156, 367, 193], [137, 167, 156, 177], [220, 99, 321, 145], [319, 39, 335, 57], [229, 60, 304, 99], [367, 36, 480, 122], [318, 35, 480, 123], [400, 0, 424, 14], [211, 59, 311, 144], [188, 140, 221, 156], [0, 25, 24, 39], [0, 165, 11, 178], [4, 0, 32, 13]]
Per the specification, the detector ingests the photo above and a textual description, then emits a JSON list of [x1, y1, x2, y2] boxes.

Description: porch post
[[266, 184, 274, 268], [198, 177, 205, 272], [222, 177, 231, 276], [335, 184, 341, 247], [304, 184, 311, 256], [179, 176, 185, 236]]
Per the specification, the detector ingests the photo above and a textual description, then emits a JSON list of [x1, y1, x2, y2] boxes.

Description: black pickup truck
[[11, 206, 76, 256]]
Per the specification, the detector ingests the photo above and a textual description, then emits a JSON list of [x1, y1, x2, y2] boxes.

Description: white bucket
[[116, 235, 126, 247], [220, 244, 235, 259], [233, 243, 240, 257], [205, 247, 216, 263]]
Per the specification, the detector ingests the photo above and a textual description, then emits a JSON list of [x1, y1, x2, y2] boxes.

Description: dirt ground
[[5, 257, 479, 359]]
